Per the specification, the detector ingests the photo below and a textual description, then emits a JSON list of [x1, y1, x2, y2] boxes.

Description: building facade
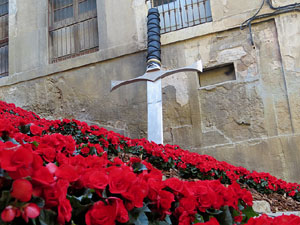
[[0, 0, 299, 182]]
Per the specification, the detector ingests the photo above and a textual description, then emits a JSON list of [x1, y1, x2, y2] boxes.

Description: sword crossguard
[[110, 60, 203, 92]]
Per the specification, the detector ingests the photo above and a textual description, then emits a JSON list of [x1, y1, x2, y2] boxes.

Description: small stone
[[253, 200, 272, 213]]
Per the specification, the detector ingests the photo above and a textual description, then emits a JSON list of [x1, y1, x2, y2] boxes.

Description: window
[[153, 0, 176, 7], [150, 0, 212, 34], [49, 0, 99, 63], [199, 63, 236, 87], [0, 0, 8, 77]]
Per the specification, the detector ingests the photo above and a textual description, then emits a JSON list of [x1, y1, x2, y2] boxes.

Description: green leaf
[[39, 209, 58, 225], [89, 146, 98, 156], [206, 208, 223, 215], [68, 195, 93, 218], [134, 212, 149, 225], [164, 215, 171, 224], [193, 213, 205, 223], [232, 208, 241, 218], [31, 218, 37, 225], [19, 124, 31, 135], [133, 162, 148, 173], [242, 206, 259, 223], [32, 141, 39, 147], [0, 169, 10, 179], [0, 190, 11, 211], [129, 205, 151, 225], [31, 196, 45, 208], [215, 206, 233, 225]]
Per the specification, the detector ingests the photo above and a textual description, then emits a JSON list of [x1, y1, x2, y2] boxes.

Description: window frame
[[149, 0, 212, 34], [49, 0, 97, 32], [48, 0, 99, 63], [0, 0, 8, 77]]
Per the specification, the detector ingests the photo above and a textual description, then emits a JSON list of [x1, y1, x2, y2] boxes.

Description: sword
[[111, 8, 202, 144]]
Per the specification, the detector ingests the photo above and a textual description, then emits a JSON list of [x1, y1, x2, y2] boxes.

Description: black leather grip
[[147, 8, 161, 66]]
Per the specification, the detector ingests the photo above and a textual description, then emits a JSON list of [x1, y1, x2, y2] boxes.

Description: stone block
[[253, 200, 271, 214]]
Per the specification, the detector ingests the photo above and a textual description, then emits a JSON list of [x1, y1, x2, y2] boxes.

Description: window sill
[[0, 41, 145, 87]]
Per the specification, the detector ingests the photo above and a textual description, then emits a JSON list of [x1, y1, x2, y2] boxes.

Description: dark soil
[[248, 185, 300, 212]]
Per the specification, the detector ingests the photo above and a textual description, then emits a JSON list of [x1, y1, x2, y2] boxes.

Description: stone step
[[253, 200, 300, 217], [265, 211, 300, 217]]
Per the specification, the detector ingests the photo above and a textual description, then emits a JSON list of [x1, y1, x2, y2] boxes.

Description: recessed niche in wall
[[199, 63, 236, 87]]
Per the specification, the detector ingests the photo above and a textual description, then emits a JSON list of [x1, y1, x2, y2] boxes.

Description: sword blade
[[147, 79, 163, 144]]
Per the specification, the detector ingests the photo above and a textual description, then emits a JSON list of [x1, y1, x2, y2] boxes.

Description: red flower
[[157, 190, 175, 211], [46, 162, 58, 175], [178, 211, 194, 225], [129, 157, 141, 164], [0, 119, 15, 137], [36, 144, 56, 162], [1, 146, 33, 173], [148, 178, 164, 201], [32, 167, 54, 185], [82, 170, 109, 190], [179, 197, 197, 213], [194, 217, 220, 225], [57, 198, 72, 225], [55, 164, 79, 182], [246, 214, 272, 225], [57, 180, 72, 224], [1, 206, 16, 222], [192, 182, 217, 212], [11, 179, 32, 202], [164, 177, 184, 193], [122, 177, 148, 210], [109, 198, 129, 223], [30, 124, 43, 136], [85, 201, 116, 225], [22, 203, 40, 222], [81, 147, 90, 154], [108, 167, 136, 194]]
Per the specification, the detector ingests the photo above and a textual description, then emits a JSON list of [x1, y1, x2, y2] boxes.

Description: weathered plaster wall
[[1, 53, 148, 138], [0, 0, 300, 182], [161, 16, 300, 182]]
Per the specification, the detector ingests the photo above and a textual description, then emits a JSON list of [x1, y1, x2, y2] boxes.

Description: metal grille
[[149, 0, 212, 34], [0, 0, 8, 77], [49, 0, 99, 63]]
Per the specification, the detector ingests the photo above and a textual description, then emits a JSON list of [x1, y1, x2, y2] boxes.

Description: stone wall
[[0, 0, 299, 182]]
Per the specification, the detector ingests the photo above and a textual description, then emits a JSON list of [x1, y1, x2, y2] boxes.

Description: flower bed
[[0, 100, 299, 225]]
